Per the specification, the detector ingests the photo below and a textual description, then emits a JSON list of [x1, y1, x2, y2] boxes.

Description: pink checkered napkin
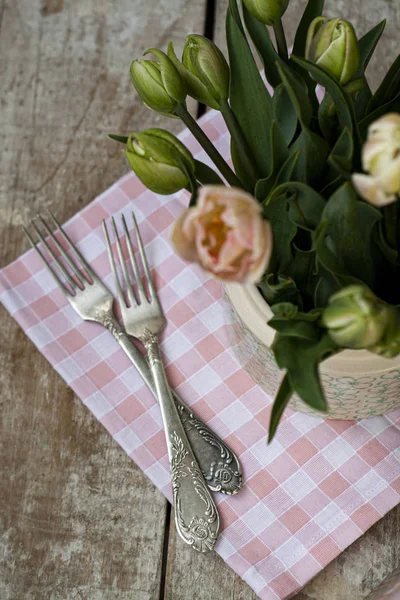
[[1, 111, 400, 600]]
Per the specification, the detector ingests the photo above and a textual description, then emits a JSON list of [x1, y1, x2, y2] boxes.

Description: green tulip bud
[[130, 48, 186, 117], [124, 128, 195, 195], [305, 17, 360, 85], [321, 285, 391, 349], [182, 35, 230, 105], [242, 0, 289, 26], [167, 41, 220, 110], [369, 308, 400, 358]]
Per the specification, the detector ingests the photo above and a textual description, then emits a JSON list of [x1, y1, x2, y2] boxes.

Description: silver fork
[[103, 213, 220, 553], [23, 213, 241, 497]]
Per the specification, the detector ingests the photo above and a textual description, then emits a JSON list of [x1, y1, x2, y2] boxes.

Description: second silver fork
[[104, 213, 220, 553]]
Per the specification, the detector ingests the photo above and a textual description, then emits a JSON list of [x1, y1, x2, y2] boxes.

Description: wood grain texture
[[1, 1, 400, 599], [0, 0, 206, 598]]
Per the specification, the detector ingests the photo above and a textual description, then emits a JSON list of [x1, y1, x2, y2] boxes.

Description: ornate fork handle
[[100, 314, 242, 495], [142, 329, 220, 552]]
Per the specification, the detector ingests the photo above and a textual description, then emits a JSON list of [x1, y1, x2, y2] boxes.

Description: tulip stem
[[220, 99, 260, 191], [273, 18, 289, 63], [175, 104, 243, 189]]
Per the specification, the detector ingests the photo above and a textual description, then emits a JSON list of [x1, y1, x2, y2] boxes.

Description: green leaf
[[358, 20, 386, 73], [276, 61, 313, 127], [258, 150, 300, 205], [293, 0, 325, 57], [109, 134, 129, 144], [290, 127, 329, 186], [268, 373, 293, 443], [242, 1, 283, 89], [263, 192, 297, 272], [194, 160, 224, 186], [359, 93, 400, 139], [368, 54, 400, 114], [285, 183, 326, 231], [284, 244, 318, 308], [226, 0, 273, 178], [272, 331, 337, 411], [315, 221, 361, 287], [316, 183, 381, 289], [259, 274, 303, 309], [292, 56, 354, 137], [273, 84, 298, 146], [255, 120, 290, 201], [314, 271, 340, 308], [269, 318, 320, 341]]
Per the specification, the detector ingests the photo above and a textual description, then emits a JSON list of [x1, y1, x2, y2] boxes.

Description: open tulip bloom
[[111, 0, 400, 441]]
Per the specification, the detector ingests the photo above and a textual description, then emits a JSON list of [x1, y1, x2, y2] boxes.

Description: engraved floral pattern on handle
[[170, 432, 219, 553], [177, 403, 242, 494]]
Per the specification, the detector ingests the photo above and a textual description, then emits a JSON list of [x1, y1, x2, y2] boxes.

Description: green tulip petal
[[125, 151, 188, 195], [144, 48, 186, 104], [130, 60, 175, 114]]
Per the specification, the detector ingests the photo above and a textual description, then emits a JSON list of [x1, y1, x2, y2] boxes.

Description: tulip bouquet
[[111, 0, 400, 440]]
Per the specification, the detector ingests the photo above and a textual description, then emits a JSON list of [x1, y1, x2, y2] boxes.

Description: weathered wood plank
[[165, 512, 259, 600], [0, 1, 206, 598]]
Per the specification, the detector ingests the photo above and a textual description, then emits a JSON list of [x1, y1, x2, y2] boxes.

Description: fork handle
[[102, 315, 242, 496], [143, 331, 220, 552]]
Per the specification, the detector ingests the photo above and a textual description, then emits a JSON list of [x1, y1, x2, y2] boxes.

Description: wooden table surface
[[1, 1, 399, 599]]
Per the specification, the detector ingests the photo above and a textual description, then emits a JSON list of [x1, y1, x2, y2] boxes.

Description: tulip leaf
[[368, 54, 400, 114], [273, 84, 298, 146], [284, 244, 319, 308], [292, 0, 325, 58], [226, 0, 273, 178], [276, 61, 313, 127], [194, 160, 224, 186], [272, 330, 337, 411], [317, 183, 381, 289], [259, 274, 303, 309], [269, 318, 320, 341], [268, 372, 293, 443], [109, 134, 129, 144], [290, 127, 329, 186], [359, 93, 400, 139], [258, 150, 300, 204], [352, 21, 386, 121], [284, 183, 326, 231], [291, 56, 354, 138], [315, 220, 361, 288], [314, 271, 340, 308], [263, 191, 297, 273], [255, 120, 290, 201], [242, 1, 284, 89], [358, 20, 386, 73]]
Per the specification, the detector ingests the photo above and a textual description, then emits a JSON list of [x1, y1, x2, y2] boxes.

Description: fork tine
[[37, 214, 86, 288], [23, 226, 71, 297], [31, 218, 77, 291], [122, 213, 146, 302], [131, 212, 156, 300], [102, 220, 126, 308], [111, 217, 137, 307], [47, 211, 97, 283]]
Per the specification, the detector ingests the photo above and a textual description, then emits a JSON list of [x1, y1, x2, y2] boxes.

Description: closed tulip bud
[[125, 128, 195, 195], [305, 17, 360, 85], [167, 41, 221, 110], [182, 35, 230, 106], [321, 285, 391, 349], [130, 48, 185, 116], [369, 307, 400, 358], [352, 113, 400, 207], [242, 0, 289, 26]]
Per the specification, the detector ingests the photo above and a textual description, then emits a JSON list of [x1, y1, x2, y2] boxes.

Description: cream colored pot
[[224, 283, 400, 420]]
